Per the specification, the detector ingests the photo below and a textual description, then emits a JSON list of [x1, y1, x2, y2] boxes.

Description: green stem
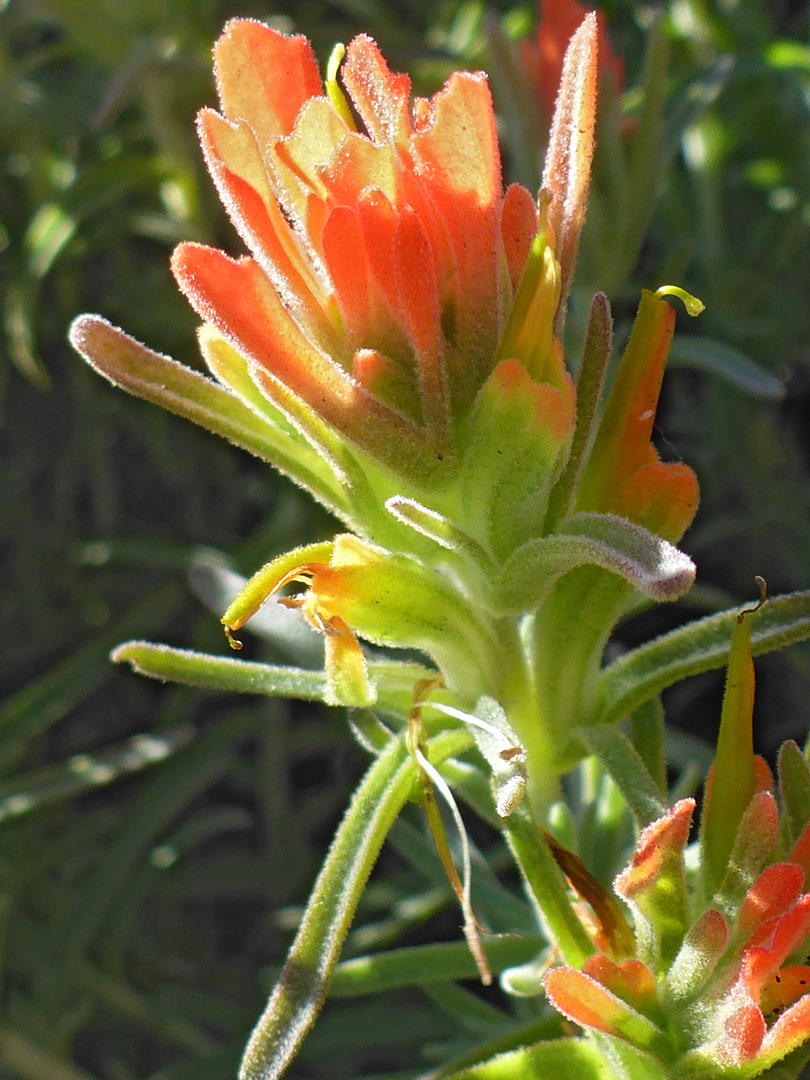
[[504, 810, 595, 969], [494, 617, 563, 816]]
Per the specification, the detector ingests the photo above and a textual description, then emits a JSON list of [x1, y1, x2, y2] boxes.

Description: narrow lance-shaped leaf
[[504, 809, 596, 969], [700, 604, 758, 898], [238, 725, 473, 1080], [69, 316, 350, 519], [577, 725, 668, 829], [593, 590, 810, 728], [0, 725, 193, 823], [629, 696, 667, 797], [329, 936, 546, 999], [432, 1034, 668, 1080], [779, 741, 810, 845], [112, 640, 436, 716]]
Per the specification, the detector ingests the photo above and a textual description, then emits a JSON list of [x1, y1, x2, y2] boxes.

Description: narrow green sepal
[[700, 612, 757, 898], [593, 590, 810, 729]]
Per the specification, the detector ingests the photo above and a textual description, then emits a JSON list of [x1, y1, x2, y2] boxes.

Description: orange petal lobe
[[582, 955, 658, 1012], [321, 205, 372, 343], [762, 990, 810, 1057], [198, 110, 332, 343], [615, 462, 699, 544], [214, 20, 322, 145], [614, 799, 695, 899], [722, 1004, 766, 1062], [172, 244, 348, 399], [171, 243, 426, 467], [739, 864, 805, 939], [395, 209, 447, 432], [502, 183, 539, 293], [342, 35, 412, 145]]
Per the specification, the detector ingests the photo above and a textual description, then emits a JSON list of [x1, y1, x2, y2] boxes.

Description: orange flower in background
[[173, 19, 543, 478], [522, 0, 623, 121]]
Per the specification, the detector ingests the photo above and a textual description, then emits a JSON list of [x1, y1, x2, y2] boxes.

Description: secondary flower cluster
[[545, 611, 810, 1076], [547, 790, 810, 1074]]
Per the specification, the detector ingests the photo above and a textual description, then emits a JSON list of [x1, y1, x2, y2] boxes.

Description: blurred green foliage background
[[2, 0, 810, 1075]]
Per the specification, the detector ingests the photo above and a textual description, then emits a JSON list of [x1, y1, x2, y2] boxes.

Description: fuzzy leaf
[[664, 908, 730, 1004], [577, 725, 668, 828], [593, 591, 810, 728], [433, 1036, 628, 1080], [330, 935, 545, 998], [779, 741, 810, 845], [69, 315, 349, 517], [238, 726, 472, 1080], [112, 641, 434, 716], [629, 696, 667, 796], [504, 810, 595, 969], [493, 512, 695, 615]]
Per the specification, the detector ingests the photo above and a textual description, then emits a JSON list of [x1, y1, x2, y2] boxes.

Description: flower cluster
[[547, 795, 810, 1074], [70, 14, 702, 803]]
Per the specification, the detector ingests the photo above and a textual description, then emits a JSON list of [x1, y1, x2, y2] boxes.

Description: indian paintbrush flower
[[70, 15, 699, 804], [64, 17, 810, 1080]]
